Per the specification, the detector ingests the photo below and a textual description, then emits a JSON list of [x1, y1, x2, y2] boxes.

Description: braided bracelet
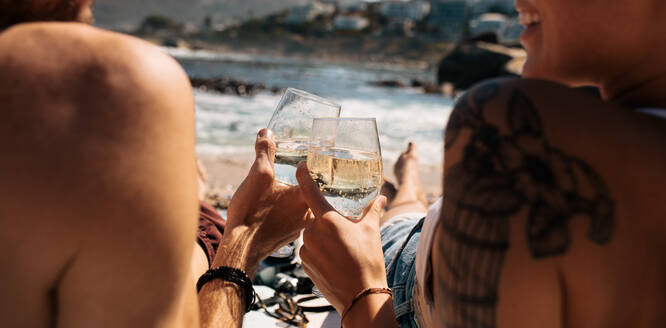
[[340, 287, 393, 323], [197, 266, 256, 313]]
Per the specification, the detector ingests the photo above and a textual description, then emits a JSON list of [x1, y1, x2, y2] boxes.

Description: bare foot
[[394, 142, 420, 184], [392, 142, 428, 207]]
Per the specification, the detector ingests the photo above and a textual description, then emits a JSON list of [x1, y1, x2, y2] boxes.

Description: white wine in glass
[[307, 118, 383, 219], [267, 88, 341, 185]]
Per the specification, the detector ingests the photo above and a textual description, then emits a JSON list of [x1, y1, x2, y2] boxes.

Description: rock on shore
[[367, 42, 526, 96], [190, 77, 281, 96], [437, 42, 525, 90]]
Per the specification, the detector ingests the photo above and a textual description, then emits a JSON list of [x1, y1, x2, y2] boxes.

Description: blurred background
[[91, 0, 526, 201]]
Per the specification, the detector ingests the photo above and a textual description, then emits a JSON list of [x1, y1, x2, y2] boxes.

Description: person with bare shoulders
[[0, 1, 311, 327], [295, 0, 666, 327]]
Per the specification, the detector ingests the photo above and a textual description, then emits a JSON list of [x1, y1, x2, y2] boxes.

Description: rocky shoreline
[[190, 77, 281, 96], [367, 42, 525, 95], [185, 41, 525, 99]]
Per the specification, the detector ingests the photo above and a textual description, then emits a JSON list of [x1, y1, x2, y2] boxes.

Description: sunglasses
[[253, 292, 309, 327]]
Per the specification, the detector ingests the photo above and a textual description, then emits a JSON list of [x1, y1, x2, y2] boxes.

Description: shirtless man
[[0, 1, 309, 327], [297, 0, 666, 327]]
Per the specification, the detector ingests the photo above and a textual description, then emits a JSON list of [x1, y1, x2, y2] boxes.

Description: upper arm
[[443, 79, 617, 257], [433, 78, 641, 327], [62, 38, 198, 328], [1, 25, 199, 327]]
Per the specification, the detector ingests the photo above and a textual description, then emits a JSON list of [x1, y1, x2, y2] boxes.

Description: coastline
[[144, 34, 452, 71], [185, 44, 450, 211]]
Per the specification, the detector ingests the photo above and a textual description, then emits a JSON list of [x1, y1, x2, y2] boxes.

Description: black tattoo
[[440, 83, 615, 327]]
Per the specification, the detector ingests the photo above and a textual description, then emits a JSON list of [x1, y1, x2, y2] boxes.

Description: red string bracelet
[[340, 287, 393, 324]]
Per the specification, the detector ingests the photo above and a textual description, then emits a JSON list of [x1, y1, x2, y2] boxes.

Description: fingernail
[[259, 129, 274, 141]]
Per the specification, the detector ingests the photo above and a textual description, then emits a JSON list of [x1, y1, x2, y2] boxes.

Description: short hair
[[0, 0, 87, 30]]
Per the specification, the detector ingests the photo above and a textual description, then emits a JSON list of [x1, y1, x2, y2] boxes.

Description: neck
[[601, 51, 666, 109]]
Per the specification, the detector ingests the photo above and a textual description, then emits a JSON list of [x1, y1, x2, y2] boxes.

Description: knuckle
[[254, 165, 274, 181], [255, 138, 275, 153]]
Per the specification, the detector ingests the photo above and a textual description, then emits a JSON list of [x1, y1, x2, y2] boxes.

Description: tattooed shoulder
[[439, 79, 615, 327]]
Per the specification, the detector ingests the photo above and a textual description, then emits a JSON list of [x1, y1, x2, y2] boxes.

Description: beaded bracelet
[[340, 287, 393, 323], [197, 266, 256, 313]]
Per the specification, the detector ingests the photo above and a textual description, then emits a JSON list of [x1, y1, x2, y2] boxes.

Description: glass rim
[[284, 88, 341, 109], [312, 117, 376, 122]]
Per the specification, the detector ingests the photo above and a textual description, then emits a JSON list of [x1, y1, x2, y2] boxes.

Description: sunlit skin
[[4, 0, 666, 327], [517, 0, 666, 105], [431, 0, 666, 327], [0, 1, 312, 327], [280, 1, 666, 327]]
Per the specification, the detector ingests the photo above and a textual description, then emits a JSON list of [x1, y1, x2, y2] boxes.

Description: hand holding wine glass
[[296, 163, 397, 327], [219, 129, 311, 276]]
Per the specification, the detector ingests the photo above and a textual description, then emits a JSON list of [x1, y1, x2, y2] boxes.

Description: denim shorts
[[381, 214, 426, 328]]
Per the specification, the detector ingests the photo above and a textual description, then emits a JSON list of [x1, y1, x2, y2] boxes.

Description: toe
[[407, 142, 417, 154]]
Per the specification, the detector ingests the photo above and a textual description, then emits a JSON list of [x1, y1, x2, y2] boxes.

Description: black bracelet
[[197, 266, 256, 313]]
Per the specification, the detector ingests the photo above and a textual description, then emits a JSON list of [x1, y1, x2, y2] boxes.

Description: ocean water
[[168, 48, 453, 166]]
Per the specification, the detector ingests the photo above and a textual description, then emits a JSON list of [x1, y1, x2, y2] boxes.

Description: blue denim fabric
[[381, 217, 425, 328]]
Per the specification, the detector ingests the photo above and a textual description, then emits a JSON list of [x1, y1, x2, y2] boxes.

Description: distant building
[[138, 15, 186, 35], [385, 19, 417, 35], [334, 15, 370, 30], [320, 0, 367, 11], [319, 0, 341, 11], [426, 0, 469, 41], [379, 1, 431, 21], [468, 0, 515, 16], [341, 2, 368, 13], [286, 1, 336, 24]]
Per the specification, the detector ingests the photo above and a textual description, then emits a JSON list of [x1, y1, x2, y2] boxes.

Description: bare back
[[0, 23, 199, 327], [434, 78, 666, 328]]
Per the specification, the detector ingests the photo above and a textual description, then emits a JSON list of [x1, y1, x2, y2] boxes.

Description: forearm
[[198, 279, 246, 328], [343, 294, 398, 328], [197, 228, 260, 328]]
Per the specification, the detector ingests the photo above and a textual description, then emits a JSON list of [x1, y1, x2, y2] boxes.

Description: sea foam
[[184, 55, 452, 166]]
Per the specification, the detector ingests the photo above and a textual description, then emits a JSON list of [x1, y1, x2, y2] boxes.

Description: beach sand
[[200, 154, 443, 209]]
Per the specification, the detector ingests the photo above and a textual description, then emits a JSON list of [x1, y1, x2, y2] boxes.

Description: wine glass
[[267, 88, 341, 186], [307, 118, 383, 219]]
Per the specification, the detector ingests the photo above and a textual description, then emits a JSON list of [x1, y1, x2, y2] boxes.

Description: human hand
[[295, 162, 388, 314], [212, 129, 310, 276]]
